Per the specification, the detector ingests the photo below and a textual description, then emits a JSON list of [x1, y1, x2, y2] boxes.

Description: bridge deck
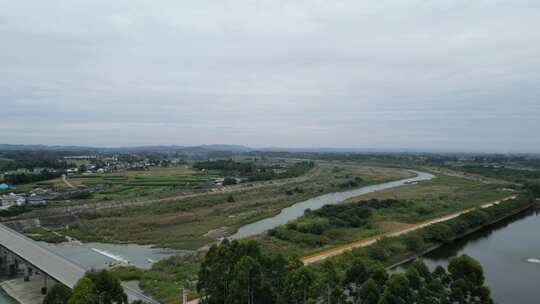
[[0, 224, 158, 303]]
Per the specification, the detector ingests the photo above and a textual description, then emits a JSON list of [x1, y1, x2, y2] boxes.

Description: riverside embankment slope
[[301, 195, 517, 264]]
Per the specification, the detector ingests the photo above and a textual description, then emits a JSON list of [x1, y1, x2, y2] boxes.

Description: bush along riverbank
[[321, 193, 535, 273]]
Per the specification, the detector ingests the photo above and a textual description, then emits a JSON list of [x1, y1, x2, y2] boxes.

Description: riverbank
[[315, 193, 535, 283], [390, 200, 540, 304], [301, 195, 517, 264], [386, 201, 534, 270]]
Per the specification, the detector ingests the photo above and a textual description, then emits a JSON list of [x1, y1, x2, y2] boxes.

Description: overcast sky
[[1, 1, 539, 152]]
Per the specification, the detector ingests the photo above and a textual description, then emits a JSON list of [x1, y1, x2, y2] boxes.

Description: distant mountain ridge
[[0, 144, 536, 155], [0, 144, 252, 153]]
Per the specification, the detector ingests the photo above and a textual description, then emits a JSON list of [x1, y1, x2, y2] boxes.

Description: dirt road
[[62, 174, 75, 189], [301, 195, 517, 265]]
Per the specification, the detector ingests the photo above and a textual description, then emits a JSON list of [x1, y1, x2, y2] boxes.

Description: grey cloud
[[0, 0, 539, 152]]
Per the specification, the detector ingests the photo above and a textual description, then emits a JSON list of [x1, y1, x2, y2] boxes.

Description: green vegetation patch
[[457, 165, 540, 182], [193, 159, 315, 181], [259, 174, 512, 256], [24, 226, 66, 243], [111, 255, 200, 303]]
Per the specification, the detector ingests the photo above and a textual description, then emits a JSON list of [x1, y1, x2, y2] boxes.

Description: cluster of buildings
[[2, 167, 59, 175], [0, 188, 49, 210], [209, 178, 226, 186], [63, 155, 162, 175], [0, 181, 61, 210], [66, 166, 106, 175]]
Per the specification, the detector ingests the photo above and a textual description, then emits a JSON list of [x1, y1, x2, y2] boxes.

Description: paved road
[[301, 195, 517, 265], [0, 224, 157, 303]]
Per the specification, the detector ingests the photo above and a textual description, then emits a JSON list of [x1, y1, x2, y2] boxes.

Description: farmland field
[[53, 166, 221, 201]]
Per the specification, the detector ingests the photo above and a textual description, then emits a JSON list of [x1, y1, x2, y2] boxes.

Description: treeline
[[526, 182, 540, 197], [457, 165, 540, 182], [197, 239, 494, 304], [0, 204, 46, 217], [194, 159, 254, 174], [193, 159, 315, 181], [4, 169, 63, 185], [0, 151, 70, 172]]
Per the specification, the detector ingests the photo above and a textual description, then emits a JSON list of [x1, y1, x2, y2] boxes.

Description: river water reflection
[[392, 207, 540, 304]]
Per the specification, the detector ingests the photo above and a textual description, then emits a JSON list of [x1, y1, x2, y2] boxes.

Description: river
[[392, 206, 540, 304], [232, 170, 435, 239], [0, 170, 435, 303]]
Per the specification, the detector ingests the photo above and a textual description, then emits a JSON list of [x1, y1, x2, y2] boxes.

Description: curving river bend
[[231, 170, 435, 239]]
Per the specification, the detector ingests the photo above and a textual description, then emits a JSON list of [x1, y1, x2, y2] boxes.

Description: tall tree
[[68, 277, 97, 304], [378, 274, 412, 304], [43, 284, 72, 304], [448, 255, 493, 304], [344, 257, 368, 299], [320, 260, 345, 304], [86, 270, 128, 304], [286, 266, 317, 304], [228, 256, 262, 304], [358, 279, 380, 304], [198, 240, 270, 304]]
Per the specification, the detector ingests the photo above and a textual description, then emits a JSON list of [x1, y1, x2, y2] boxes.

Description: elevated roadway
[[0, 223, 158, 303]]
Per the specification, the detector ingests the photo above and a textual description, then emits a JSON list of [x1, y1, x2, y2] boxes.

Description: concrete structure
[[0, 224, 158, 303], [0, 273, 48, 304]]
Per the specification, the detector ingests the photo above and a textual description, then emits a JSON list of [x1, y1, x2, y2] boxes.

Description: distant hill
[[0, 144, 98, 152], [2, 144, 535, 156], [0, 144, 252, 154]]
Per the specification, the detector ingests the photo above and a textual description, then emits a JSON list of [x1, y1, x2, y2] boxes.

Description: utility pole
[[181, 288, 187, 304]]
